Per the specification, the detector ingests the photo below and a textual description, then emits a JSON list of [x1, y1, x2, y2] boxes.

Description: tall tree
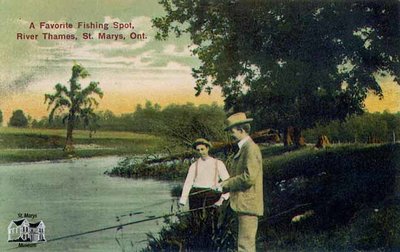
[[8, 109, 28, 127], [153, 0, 400, 146], [0, 109, 3, 126], [45, 63, 103, 152]]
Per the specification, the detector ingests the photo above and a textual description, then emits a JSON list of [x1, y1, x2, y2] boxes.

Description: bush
[[106, 156, 190, 180], [143, 202, 237, 251], [349, 206, 400, 250], [8, 109, 29, 127], [304, 112, 400, 144], [265, 144, 397, 227], [113, 144, 400, 251]]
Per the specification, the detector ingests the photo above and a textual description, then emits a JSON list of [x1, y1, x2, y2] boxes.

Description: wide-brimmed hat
[[192, 138, 212, 149], [224, 112, 253, 131]]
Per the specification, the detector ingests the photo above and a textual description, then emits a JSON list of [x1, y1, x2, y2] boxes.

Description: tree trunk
[[283, 126, 294, 147], [293, 127, 306, 147], [315, 135, 330, 149], [283, 126, 305, 147], [64, 114, 75, 152]]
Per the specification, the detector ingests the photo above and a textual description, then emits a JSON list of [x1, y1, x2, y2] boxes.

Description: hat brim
[[224, 118, 253, 131], [192, 141, 212, 149]]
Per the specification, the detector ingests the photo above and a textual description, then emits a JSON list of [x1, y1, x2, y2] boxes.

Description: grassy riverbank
[[109, 143, 400, 251], [0, 127, 166, 163]]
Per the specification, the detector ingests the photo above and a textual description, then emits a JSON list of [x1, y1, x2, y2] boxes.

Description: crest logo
[[8, 218, 46, 244]]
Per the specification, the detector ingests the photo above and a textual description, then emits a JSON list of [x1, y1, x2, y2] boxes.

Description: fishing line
[[5, 203, 312, 250], [46, 205, 215, 243], [187, 188, 215, 196], [116, 188, 217, 221], [116, 198, 172, 220]]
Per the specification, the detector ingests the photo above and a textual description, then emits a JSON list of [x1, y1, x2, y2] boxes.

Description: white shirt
[[238, 136, 251, 150], [179, 156, 230, 205]]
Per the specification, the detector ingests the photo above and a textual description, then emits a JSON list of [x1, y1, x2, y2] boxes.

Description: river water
[[0, 156, 178, 251]]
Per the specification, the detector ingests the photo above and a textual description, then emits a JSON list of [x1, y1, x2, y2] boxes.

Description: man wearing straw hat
[[214, 112, 263, 252]]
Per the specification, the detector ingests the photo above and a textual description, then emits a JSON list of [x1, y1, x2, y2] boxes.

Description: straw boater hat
[[192, 138, 212, 149], [224, 112, 253, 131]]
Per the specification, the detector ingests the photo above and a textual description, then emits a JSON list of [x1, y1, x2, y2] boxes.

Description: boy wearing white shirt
[[179, 138, 230, 209]]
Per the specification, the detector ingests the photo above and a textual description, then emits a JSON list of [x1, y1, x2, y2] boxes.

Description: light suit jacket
[[221, 138, 264, 216]]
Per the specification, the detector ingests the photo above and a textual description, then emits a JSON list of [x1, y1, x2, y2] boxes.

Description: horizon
[[1, 0, 400, 124]]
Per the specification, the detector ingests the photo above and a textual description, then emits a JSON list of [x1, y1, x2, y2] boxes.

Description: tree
[[131, 101, 162, 133], [153, 0, 400, 146], [158, 102, 226, 147], [0, 109, 3, 126], [8, 109, 28, 127], [45, 63, 103, 152]]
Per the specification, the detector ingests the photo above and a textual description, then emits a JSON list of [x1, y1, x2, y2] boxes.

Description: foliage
[[153, 0, 400, 135], [121, 143, 400, 250], [349, 205, 400, 250], [0, 126, 158, 140], [106, 156, 191, 180], [0, 127, 165, 163], [157, 102, 227, 147], [130, 101, 162, 133], [114, 101, 227, 147], [44, 63, 103, 151], [0, 109, 3, 126], [8, 109, 28, 127], [263, 143, 399, 250], [304, 111, 400, 144], [143, 203, 237, 251], [32, 102, 227, 147]]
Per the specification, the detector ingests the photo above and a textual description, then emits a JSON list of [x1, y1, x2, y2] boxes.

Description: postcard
[[1, 1, 399, 251]]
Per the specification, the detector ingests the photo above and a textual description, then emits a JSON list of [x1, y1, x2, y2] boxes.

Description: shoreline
[[0, 147, 159, 165], [0, 154, 124, 166]]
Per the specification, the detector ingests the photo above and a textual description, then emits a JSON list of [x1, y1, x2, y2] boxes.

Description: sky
[[0, 0, 399, 123]]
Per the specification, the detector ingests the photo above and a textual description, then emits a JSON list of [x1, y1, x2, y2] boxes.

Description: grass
[[0, 127, 158, 140], [0, 127, 166, 163], [128, 143, 400, 251]]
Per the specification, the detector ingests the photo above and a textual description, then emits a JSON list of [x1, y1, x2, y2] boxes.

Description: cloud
[[0, 69, 39, 97], [0, 5, 198, 99], [162, 44, 192, 57]]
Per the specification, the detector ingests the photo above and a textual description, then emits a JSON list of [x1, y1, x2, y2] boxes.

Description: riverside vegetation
[[3, 101, 400, 249], [0, 127, 165, 163], [107, 143, 400, 251]]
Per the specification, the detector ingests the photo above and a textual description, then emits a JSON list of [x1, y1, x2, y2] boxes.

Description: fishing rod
[[47, 202, 312, 243], [46, 205, 216, 243], [188, 188, 215, 196], [115, 188, 214, 221], [5, 203, 313, 251], [116, 198, 172, 220]]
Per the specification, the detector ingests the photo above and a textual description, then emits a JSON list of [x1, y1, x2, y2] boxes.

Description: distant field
[[0, 127, 156, 140], [0, 127, 166, 163]]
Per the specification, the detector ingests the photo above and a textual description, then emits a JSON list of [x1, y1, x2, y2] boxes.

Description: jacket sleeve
[[221, 144, 262, 192], [217, 160, 230, 200]]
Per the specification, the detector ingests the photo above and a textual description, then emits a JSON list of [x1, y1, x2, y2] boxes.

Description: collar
[[237, 136, 251, 149], [200, 156, 212, 161]]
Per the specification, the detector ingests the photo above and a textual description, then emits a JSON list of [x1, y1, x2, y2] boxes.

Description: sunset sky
[[1, 0, 399, 123]]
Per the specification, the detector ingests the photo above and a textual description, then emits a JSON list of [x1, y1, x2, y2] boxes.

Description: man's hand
[[211, 183, 223, 193], [178, 197, 186, 206], [213, 198, 224, 207]]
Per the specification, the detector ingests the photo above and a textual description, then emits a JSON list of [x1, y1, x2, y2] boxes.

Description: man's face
[[230, 127, 243, 141], [196, 144, 209, 159]]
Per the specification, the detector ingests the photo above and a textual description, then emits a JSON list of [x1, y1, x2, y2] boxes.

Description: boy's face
[[195, 144, 209, 159]]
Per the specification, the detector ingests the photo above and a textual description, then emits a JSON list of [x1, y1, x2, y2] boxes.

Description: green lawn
[[0, 127, 157, 139], [0, 127, 166, 163], [138, 143, 400, 251]]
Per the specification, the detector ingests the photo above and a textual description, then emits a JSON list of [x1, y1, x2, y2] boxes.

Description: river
[[0, 156, 178, 251]]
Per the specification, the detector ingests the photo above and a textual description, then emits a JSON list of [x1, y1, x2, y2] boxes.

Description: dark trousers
[[188, 187, 222, 210]]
